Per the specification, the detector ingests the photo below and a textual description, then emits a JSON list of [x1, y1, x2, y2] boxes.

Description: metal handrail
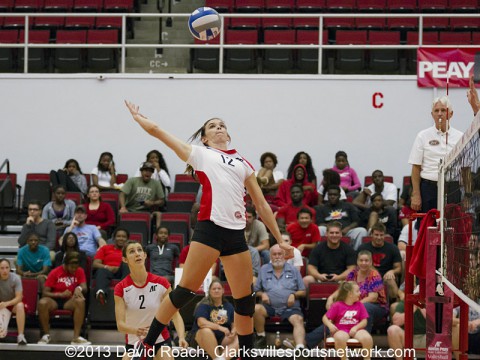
[[0, 159, 11, 232], [1, 12, 478, 73]]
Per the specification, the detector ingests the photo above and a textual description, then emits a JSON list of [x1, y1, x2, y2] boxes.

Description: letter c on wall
[[372, 92, 383, 108]]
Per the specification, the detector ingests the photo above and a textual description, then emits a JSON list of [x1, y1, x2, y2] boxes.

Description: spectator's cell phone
[[474, 52, 480, 83]]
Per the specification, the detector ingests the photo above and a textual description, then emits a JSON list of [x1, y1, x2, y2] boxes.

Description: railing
[[0, 159, 11, 232], [0, 12, 479, 73]]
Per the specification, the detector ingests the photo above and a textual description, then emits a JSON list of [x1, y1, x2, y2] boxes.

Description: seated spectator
[[286, 151, 317, 187], [387, 298, 426, 360], [146, 227, 180, 284], [286, 208, 321, 257], [135, 150, 171, 196], [275, 164, 318, 208], [327, 250, 389, 333], [256, 152, 284, 210], [84, 185, 116, 238], [0, 258, 27, 344], [253, 244, 306, 350], [317, 169, 347, 205], [331, 151, 362, 198], [53, 232, 87, 269], [323, 281, 373, 360], [50, 159, 87, 194], [16, 232, 51, 285], [245, 206, 270, 264], [282, 232, 303, 272], [353, 169, 398, 210], [60, 205, 107, 257], [359, 193, 397, 238], [317, 185, 368, 250], [397, 220, 419, 261], [18, 200, 56, 259], [304, 221, 356, 287], [398, 182, 413, 227], [120, 162, 165, 229], [453, 299, 480, 356], [188, 278, 238, 360], [41, 185, 76, 232], [91, 151, 117, 190], [276, 184, 316, 229], [37, 251, 90, 345], [357, 223, 402, 299], [93, 228, 130, 305]]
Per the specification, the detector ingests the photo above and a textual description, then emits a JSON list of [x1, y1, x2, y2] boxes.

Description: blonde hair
[[336, 281, 357, 302]]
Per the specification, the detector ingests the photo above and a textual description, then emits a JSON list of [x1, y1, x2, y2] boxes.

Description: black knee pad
[[233, 288, 256, 317], [169, 285, 197, 309]]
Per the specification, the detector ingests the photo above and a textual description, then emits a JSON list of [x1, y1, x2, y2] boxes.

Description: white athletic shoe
[[17, 334, 27, 345], [37, 334, 51, 344], [71, 336, 92, 345]]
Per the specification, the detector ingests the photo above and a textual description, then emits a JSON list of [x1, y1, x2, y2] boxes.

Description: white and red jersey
[[114, 273, 171, 345], [187, 145, 255, 229]]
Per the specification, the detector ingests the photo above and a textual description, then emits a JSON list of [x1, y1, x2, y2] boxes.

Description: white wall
[[0, 74, 474, 192]]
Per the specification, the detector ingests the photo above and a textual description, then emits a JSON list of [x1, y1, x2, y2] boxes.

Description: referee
[[408, 96, 463, 215]]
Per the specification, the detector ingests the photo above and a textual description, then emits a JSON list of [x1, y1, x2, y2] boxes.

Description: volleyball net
[[439, 111, 480, 313]]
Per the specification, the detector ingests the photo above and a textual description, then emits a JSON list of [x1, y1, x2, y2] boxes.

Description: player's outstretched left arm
[[245, 174, 294, 259], [125, 100, 192, 162]]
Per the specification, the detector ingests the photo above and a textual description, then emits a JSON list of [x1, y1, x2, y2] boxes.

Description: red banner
[[417, 48, 480, 88]]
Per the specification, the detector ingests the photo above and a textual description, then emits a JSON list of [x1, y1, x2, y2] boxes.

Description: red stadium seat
[[448, 0, 477, 13], [263, 29, 295, 72], [293, 17, 320, 29], [296, 29, 327, 72], [116, 173, 128, 183], [224, 29, 258, 72], [3, 16, 26, 29], [234, 0, 264, 12], [334, 30, 368, 73], [355, 17, 386, 30], [14, 0, 43, 12], [205, 0, 233, 12], [418, 0, 448, 12], [0, 30, 18, 71], [439, 31, 471, 45], [33, 16, 65, 31], [356, 0, 386, 12], [54, 30, 87, 72], [325, 0, 355, 12], [307, 282, 338, 329], [472, 31, 480, 45], [65, 191, 83, 205], [23, 173, 51, 208], [229, 16, 261, 29], [386, 0, 417, 12], [406, 30, 439, 45], [324, 17, 355, 29], [450, 17, 480, 31], [65, 16, 95, 30], [423, 17, 449, 30], [0, 0, 14, 11], [173, 174, 200, 194], [368, 30, 401, 73], [43, 0, 73, 11], [87, 29, 119, 71], [95, 16, 122, 30], [387, 17, 418, 31], [73, 0, 102, 12], [265, 0, 294, 12], [103, 0, 134, 12], [295, 0, 325, 12], [262, 17, 292, 30]]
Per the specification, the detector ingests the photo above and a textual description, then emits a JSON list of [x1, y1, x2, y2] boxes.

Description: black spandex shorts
[[191, 220, 248, 256]]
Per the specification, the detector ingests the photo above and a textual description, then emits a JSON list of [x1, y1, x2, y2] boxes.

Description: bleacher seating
[[22, 173, 51, 209]]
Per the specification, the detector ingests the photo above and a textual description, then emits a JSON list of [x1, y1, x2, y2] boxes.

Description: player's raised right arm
[[125, 100, 192, 162]]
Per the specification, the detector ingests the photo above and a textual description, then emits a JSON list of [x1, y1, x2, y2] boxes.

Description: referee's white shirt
[[408, 125, 463, 181]]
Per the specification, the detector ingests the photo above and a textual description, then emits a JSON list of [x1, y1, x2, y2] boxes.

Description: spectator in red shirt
[[85, 185, 116, 239], [37, 251, 90, 345], [275, 164, 319, 208], [276, 184, 316, 229], [286, 208, 321, 257], [92, 227, 130, 305]]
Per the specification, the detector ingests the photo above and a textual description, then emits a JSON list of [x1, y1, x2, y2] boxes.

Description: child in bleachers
[[91, 151, 117, 190], [323, 281, 373, 360], [331, 151, 362, 198]]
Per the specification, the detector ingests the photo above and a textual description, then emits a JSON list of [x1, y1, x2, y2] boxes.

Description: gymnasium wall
[[0, 75, 474, 191]]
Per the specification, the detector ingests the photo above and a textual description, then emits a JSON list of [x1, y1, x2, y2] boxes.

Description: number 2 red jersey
[[114, 273, 171, 345]]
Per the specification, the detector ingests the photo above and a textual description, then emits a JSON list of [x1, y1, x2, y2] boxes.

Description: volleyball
[[188, 7, 221, 41]]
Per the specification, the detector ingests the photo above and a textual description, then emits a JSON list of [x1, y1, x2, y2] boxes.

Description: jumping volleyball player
[[125, 101, 293, 360]]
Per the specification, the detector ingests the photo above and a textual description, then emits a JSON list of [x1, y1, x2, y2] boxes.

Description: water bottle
[[274, 331, 282, 348]]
